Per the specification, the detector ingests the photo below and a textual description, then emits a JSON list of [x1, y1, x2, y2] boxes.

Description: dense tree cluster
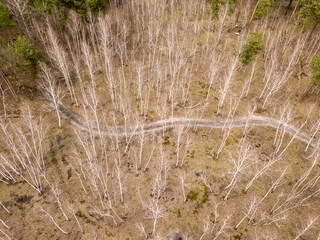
[[29, 0, 107, 15]]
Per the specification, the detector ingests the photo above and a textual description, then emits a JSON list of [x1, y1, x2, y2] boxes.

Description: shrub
[[0, 2, 16, 29], [241, 31, 265, 65], [311, 55, 320, 85], [10, 36, 43, 74]]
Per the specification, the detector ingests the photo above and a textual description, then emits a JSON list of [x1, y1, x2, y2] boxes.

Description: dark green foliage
[[234, 234, 242, 239], [67, 168, 72, 179], [241, 31, 265, 65], [200, 186, 210, 204], [186, 189, 199, 201], [310, 55, 320, 84], [255, 0, 273, 18], [85, 0, 106, 14], [188, 184, 211, 214], [210, 0, 238, 18], [0, 2, 16, 29], [10, 36, 43, 74], [51, 156, 58, 165], [61, 155, 68, 165], [177, 208, 181, 218], [163, 136, 170, 145], [16, 195, 33, 203], [29, 0, 107, 15], [299, 0, 320, 29]]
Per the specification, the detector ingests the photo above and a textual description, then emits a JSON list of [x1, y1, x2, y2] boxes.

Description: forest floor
[[1, 0, 320, 239]]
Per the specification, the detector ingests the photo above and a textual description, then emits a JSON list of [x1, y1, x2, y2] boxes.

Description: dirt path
[[58, 104, 316, 148]]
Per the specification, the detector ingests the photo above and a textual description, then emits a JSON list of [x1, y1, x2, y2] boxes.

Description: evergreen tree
[[299, 0, 320, 34], [255, 0, 273, 18], [302, 55, 320, 99], [0, 2, 16, 29], [10, 36, 43, 74], [241, 31, 265, 65]]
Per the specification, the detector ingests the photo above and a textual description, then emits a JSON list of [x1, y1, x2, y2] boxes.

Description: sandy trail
[[58, 104, 316, 148]]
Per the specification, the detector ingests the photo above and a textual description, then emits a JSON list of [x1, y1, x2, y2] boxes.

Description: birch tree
[[40, 63, 65, 128]]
